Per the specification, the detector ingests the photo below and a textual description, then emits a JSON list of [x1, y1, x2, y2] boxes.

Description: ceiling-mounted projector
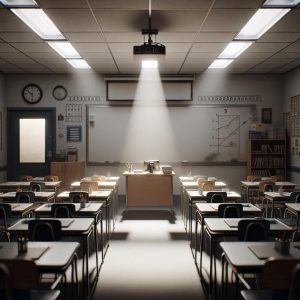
[[133, 0, 166, 56]]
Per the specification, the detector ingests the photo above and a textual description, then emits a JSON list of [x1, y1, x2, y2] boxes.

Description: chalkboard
[[87, 105, 254, 163]]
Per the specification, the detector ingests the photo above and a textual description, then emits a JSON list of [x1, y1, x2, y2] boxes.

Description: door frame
[[7, 107, 56, 180]]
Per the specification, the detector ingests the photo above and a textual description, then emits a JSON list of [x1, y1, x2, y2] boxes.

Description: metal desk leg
[[199, 213, 205, 278], [194, 211, 198, 264]]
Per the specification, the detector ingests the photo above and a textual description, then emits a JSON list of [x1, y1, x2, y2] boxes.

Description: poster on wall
[[67, 126, 82, 142]]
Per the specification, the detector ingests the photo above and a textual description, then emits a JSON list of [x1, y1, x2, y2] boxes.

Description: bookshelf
[[247, 139, 286, 179]]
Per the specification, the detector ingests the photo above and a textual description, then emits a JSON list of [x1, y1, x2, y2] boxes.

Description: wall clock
[[22, 84, 43, 104], [53, 85, 68, 101]]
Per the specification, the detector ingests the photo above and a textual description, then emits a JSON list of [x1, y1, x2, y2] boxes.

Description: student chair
[[237, 219, 271, 241], [69, 191, 89, 203], [51, 204, 76, 218], [80, 180, 98, 192], [28, 219, 62, 241], [218, 203, 243, 218], [15, 191, 35, 203], [241, 259, 300, 300], [255, 181, 276, 216], [0, 259, 60, 300], [44, 175, 59, 182], [29, 181, 45, 192], [0, 204, 12, 241], [207, 192, 227, 203], [19, 175, 33, 182]]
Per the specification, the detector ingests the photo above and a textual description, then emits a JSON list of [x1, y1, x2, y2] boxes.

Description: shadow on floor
[[120, 209, 176, 224]]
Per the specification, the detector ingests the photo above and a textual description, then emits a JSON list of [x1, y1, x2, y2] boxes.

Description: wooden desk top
[[57, 190, 111, 200], [286, 203, 300, 212], [182, 181, 227, 189], [241, 181, 297, 187], [0, 241, 79, 270], [195, 203, 261, 214], [0, 181, 61, 188], [8, 218, 94, 235], [220, 241, 300, 272], [187, 190, 240, 199], [71, 181, 117, 189], [1, 191, 55, 201], [205, 218, 292, 234], [35, 203, 103, 214], [123, 171, 175, 176], [264, 191, 291, 200]]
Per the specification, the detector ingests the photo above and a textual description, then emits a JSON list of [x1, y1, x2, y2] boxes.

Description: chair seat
[[0, 217, 20, 227], [278, 218, 300, 227], [241, 289, 287, 300]]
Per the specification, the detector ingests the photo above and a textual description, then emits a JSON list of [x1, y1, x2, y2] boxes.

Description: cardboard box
[[251, 123, 264, 132]]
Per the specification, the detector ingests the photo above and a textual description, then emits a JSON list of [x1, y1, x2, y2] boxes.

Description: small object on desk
[[80, 193, 86, 208], [18, 237, 28, 254], [279, 186, 284, 196], [198, 188, 203, 196], [275, 239, 290, 255]]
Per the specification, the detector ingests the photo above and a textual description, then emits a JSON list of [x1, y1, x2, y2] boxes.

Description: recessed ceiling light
[[235, 8, 290, 40], [48, 41, 81, 59], [67, 59, 91, 69], [263, 0, 300, 7], [208, 59, 233, 69], [0, 0, 38, 7], [218, 41, 253, 59], [11, 8, 65, 40], [142, 60, 158, 69]]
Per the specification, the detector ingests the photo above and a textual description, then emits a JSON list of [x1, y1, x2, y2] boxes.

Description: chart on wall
[[87, 105, 254, 163]]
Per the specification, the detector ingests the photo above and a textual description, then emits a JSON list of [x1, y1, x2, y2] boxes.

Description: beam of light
[[121, 65, 179, 165], [142, 60, 158, 69]]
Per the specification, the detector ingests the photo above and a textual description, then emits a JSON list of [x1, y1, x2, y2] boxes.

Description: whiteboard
[[87, 105, 254, 163]]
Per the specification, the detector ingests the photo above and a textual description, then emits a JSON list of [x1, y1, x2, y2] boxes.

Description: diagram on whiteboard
[[209, 111, 252, 161]]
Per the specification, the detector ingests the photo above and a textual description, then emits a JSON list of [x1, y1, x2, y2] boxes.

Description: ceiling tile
[[281, 43, 300, 52], [0, 33, 42, 43], [191, 43, 227, 53], [248, 43, 290, 52], [64, 33, 104, 43], [259, 32, 300, 43], [0, 43, 19, 52], [213, 0, 262, 8], [37, 0, 88, 9], [11, 43, 54, 53], [0, 10, 31, 32], [72, 43, 109, 52], [271, 9, 300, 33]]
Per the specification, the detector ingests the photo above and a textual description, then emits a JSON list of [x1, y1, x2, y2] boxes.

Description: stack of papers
[[160, 165, 173, 174]]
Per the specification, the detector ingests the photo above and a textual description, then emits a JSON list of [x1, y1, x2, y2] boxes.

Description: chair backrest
[[51, 204, 76, 218], [238, 218, 271, 241], [258, 181, 275, 193], [15, 191, 35, 203], [28, 219, 61, 241], [262, 259, 300, 291], [80, 181, 98, 192], [207, 192, 227, 203], [0, 204, 12, 220], [218, 203, 243, 218], [289, 263, 300, 300], [19, 175, 33, 182], [0, 259, 39, 290], [246, 175, 262, 182], [290, 192, 300, 203], [29, 181, 45, 192], [69, 191, 89, 203], [44, 175, 59, 182], [270, 175, 283, 182], [198, 180, 215, 191]]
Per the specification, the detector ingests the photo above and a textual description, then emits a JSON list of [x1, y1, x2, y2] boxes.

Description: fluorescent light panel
[[208, 59, 233, 69], [218, 41, 253, 59], [142, 60, 158, 69], [263, 0, 300, 7], [0, 0, 37, 7], [48, 41, 81, 59], [11, 8, 65, 40], [67, 59, 91, 69], [235, 8, 290, 40]]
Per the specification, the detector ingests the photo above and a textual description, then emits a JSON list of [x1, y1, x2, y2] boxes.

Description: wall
[[4, 70, 284, 194], [283, 67, 300, 185], [0, 72, 6, 181]]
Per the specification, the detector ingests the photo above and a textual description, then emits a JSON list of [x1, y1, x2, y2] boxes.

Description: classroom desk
[[194, 203, 261, 275], [71, 180, 119, 228], [186, 190, 240, 246], [204, 218, 292, 299], [180, 181, 227, 228], [124, 171, 174, 209], [3, 203, 35, 218], [1, 191, 56, 203], [241, 181, 296, 202], [35, 202, 104, 269], [0, 181, 61, 193], [0, 241, 79, 298], [57, 190, 112, 256], [8, 218, 95, 298], [264, 191, 291, 218], [220, 241, 300, 300]]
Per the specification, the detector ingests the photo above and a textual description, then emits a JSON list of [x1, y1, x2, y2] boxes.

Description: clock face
[[53, 85, 68, 101], [22, 84, 43, 104]]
